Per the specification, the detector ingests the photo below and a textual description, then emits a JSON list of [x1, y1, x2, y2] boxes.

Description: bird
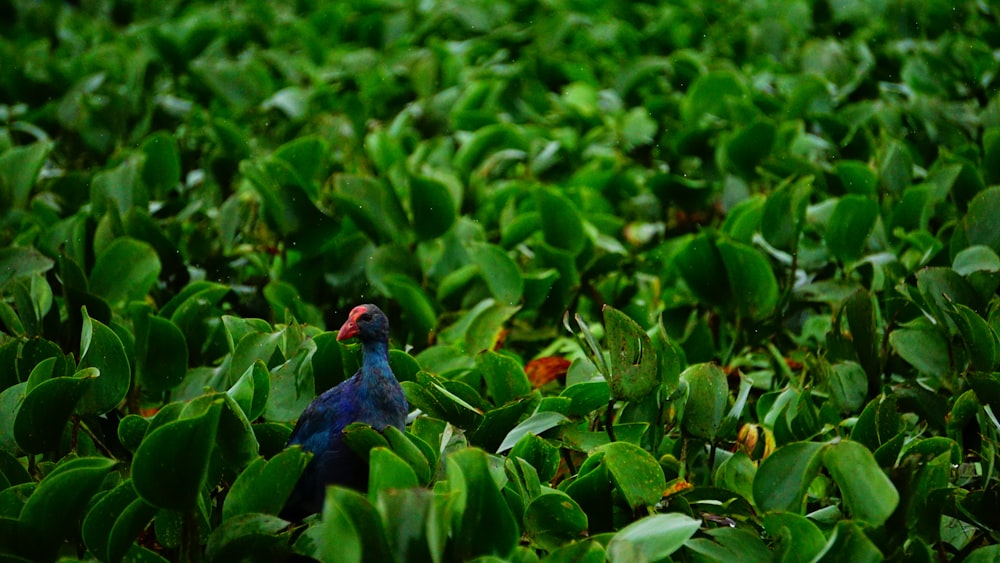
[[280, 304, 409, 520]]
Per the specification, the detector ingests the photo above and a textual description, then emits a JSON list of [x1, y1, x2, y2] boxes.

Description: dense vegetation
[[2, 0, 1000, 561]]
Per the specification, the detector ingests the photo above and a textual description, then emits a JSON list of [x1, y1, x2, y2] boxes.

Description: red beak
[[336, 306, 366, 341]]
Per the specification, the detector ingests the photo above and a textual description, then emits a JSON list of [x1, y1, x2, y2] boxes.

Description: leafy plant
[[2, 0, 1000, 561]]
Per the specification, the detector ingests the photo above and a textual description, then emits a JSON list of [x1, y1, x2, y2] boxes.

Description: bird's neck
[[361, 340, 391, 378]]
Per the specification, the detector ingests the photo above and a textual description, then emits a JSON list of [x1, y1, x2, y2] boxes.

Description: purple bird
[[281, 304, 408, 519]]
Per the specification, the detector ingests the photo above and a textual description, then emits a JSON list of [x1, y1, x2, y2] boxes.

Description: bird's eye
[[359, 313, 372, 322]]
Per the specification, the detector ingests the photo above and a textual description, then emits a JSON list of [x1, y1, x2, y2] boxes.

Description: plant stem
[[605, 400, 617, 442]]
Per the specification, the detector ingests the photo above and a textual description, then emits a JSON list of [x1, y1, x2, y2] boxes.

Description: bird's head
[[336, 304, 389, 343]]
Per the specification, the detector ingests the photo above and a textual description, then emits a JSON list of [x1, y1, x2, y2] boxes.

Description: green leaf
[[761, 176, 811, 252], [383, 274, 437, 342], [827, 361, 868, 414], [722, 120, 775, 177], [825, 195, 878, 263], [685, 527, 772, 563], [537, 188, 585, 255], [382, 426, 433, 485], [0, 247, 54, 288], [468, 242, 524, 306], [477, 351, 532, 406], [822, 440, 899, 526], [813, 520, 883, 562], [753, 441, 825, 513], [410, 173, 457, 240], [509, 432, 560, 482], [603, 305, 659, 401], [89, 237, 161, 308], [835, 160, 878, 196], [78, 308, 131, 415], [596, 441, 666, 509], [606, 513, 701, 562], [0, 141, 52, 210], [140, 131, 181, 198], [951, 303, 998, 373], [953, 245, 1000, 276], [960, 186, 1000, 253], [888, 327, 951, 379], [205, 513, 290, 563], [14, 369, 96, 453], [18, 457, 117, 561], [369, 446, 419, 500], [223, 448, 310, 521], [447, 448, 519, 560], [762, 512, 826, 563], [333, 174, 410, 245], [497, 411, 568, 453], [844, 288, 880, 395], [132, 306, 188, 393], [132, 398, 222, 511], [679, 363, 729, 441], [523, 492, 588, 551], [675, 232, 731, 307], [717, 238, 779, 320]]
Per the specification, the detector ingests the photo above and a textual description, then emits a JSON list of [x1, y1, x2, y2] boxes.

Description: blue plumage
[[281, 304, 408, 519]]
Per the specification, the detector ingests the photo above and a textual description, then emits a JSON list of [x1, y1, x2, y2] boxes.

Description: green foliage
[[1, 0, 999, 560]]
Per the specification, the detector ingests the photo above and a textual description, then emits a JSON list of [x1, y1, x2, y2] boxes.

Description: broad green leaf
[[753, 441, 825, 513], [132, 307, 188, 393], [509, 432, 559, 482], [723, 120, 775, 177], [953, 245, 1000, 276], [951, 304, 998, 373], [223, 448, 310, 520], [762, 512, 826, 563], [717, 238, 779, 320], [18, 457, 117, 561], [844, 288, 880, 395], [813, 520, 883, 562], [684, 527, 772, 563], [603, 305, 659, 401], [410, 173, 457, 240], [0, 247, 54, 288], [682, 71, 748, 123], [761, 176, 811, 252], [597, 441, 666, 509], [523, 492, 587, 551], [0, 383, 27, 454], [828, 361, 868, 414], [447, 448, 519, 560], [132, 399, 222, 511], [560, 381, 610, 418], [0, 141, 51, 209], [369, 447, 419, 500], [536, 188, 585, 255], [606, 513, 701, 562], [675, 232, 731, 307], [89, 237, 161, 308], [140, 131, 180, 197], [822, 440, 899, 526], [383, 426, 432, 485], [78, 309, 131, 415], [825, 195, 878, 263], [383, 274, 437, 342], [889, 327, 950, 379], [961, 186, 1000, 253], [836, 160, 878, 196], [14, 369, 96, 454], [679, 363, 729, 441], [333, 174, 410, 245], [205, 513, 290, 563], [468, 242, 524, 306], [477, 351, 532, 406], [497, 411, 568, 453]]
